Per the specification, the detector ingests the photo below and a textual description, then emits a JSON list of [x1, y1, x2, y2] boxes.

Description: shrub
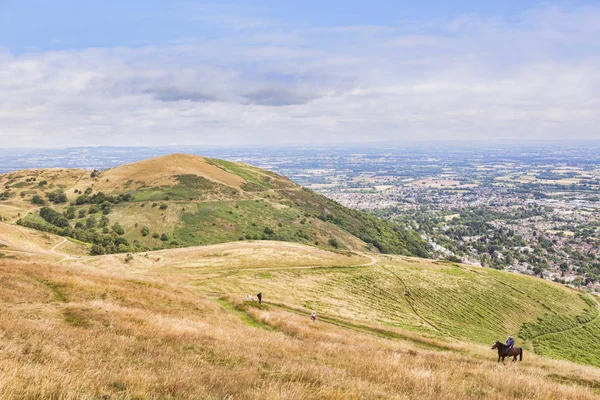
[[160, 233, 169, 242], [141, 226, 150, 237], [111, 222, 125, 235], [153, 233, 159, 239], [31, 195, 45, 205], [90, 244, 105, 255], [159, 203, 168, 210], [86, 216, 97, 229], [47, 190, 67, 204], [328, 238, 340, 248], [64, 206, 76, 220]]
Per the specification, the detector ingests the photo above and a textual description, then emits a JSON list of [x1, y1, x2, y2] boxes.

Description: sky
[[0, 0, 599, 148]]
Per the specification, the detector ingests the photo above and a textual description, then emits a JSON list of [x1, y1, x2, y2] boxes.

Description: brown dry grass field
[[2, 241, 600, 399]]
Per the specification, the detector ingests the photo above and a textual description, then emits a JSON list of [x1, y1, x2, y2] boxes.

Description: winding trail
[[529, 301, 600, 344], [381, 265, 442, 333], [11, 207, 40, 224], [50, 237, 79, 261], [50, 237, 67, 254]]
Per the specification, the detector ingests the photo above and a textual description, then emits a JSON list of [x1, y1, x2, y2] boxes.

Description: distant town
[[3, 142, 600, 291]]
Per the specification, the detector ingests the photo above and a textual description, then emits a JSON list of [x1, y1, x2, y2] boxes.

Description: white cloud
[[1, 4, 600, 148]]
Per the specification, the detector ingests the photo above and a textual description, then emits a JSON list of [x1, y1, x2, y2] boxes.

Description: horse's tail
[[519, 348, 523, 361]]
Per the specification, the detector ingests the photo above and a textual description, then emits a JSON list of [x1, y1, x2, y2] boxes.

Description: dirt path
[[11, 207, 40, 224], [50, 237, 67, 254], [50, 237, 79, 261], [381, 265, 442, 333], [528, 301, 600, 344]]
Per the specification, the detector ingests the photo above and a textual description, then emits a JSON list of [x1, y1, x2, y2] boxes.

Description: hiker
[[257, 292, 262, 304], [506, 335, 515, 351], [247, 294, 253, 301], [311, 312, 317, 322]]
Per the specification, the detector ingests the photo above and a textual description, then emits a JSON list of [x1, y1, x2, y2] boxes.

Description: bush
[[31, 195, 45, 205], [86, 216, 97, 229], [159, 204, 168, 210], [111, 222, 125, 235], [160, 233, 169, 241], [328, 238, 340, 248], [47, 190, 67, 204], [153, 233, 159, 239], [64, 206, 76, 220], [90, 244, 105, 255], [141, 226, 150, 237], [78, 209, 87, 218]]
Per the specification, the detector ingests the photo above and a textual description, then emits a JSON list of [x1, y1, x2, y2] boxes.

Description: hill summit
[[1, 154, 430, 257]]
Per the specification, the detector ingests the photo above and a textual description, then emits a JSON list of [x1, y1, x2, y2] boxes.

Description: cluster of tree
[[73, 191, 132, 206], [47, 190, 67, 204], [18, 215, 146, 256], [0, 190, 13, 200]]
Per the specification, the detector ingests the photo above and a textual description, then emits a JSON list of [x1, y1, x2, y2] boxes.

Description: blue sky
[[0, 1, 599, 147], [0, 1, 570, 51]]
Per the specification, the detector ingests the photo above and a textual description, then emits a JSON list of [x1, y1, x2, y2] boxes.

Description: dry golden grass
[[0, 222, 89, 261], [68, 241, 370, 284], [80, 154, 246, 193], [1, 258, 600, 399]]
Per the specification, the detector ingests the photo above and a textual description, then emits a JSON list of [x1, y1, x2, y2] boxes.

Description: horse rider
[[506, 335, 515, 353]]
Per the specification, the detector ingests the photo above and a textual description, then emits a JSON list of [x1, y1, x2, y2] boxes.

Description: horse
[[492, 341, 523, 362]]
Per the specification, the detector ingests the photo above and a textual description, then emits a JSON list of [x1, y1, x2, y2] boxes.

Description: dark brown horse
[[492, 341, 523, 362]]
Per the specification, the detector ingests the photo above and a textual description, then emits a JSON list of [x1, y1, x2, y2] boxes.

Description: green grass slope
[[194, 255, 600, 367]]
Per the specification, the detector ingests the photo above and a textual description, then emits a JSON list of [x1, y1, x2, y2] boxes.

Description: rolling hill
[[3, 154, 600, 398], [0, 154, 429, 257], [1, 239, 600, 399]]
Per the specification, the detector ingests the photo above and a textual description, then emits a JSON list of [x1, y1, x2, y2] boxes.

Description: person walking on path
[[257, 292, 262, 304], [311, 312, 317, 322]]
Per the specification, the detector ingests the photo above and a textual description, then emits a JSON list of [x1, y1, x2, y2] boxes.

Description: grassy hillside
[[1, 154, 430, 257], [3, 253, 600, 399], [193, 255, 600, 362]]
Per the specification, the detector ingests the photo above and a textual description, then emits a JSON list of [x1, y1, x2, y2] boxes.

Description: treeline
[[73, 190, 133, 206]]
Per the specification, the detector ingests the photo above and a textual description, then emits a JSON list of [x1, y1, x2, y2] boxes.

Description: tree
[[99, 215, 109, 227], [78, 209, 87, 218], [31, 195, 45, 205], [64, 206, 76, 220], [86, 216, 97, 229], [90, 244, 105, 255], [328, 238, 340, 248], [111, 222, 125, 235], [47, 190, 67, 204]]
